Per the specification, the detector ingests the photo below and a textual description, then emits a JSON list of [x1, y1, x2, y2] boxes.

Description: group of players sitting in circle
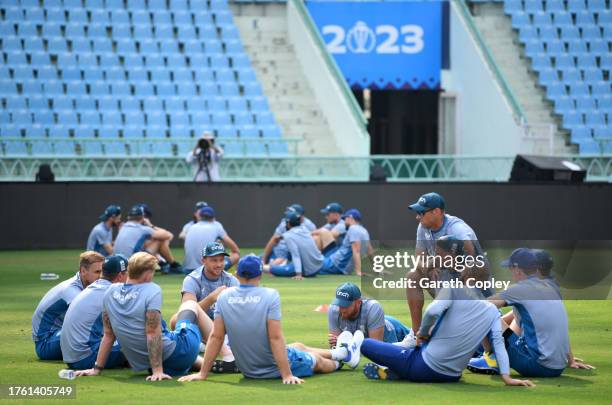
[[32, 192, 594, 386]]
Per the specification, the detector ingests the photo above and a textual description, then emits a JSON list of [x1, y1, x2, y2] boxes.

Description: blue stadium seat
[[577, 139, 600, 154], [128, 68, 149, 83], [199, 26, 218, 40], [533, 12, 552, 26], [13, 66, 34, 81], [24, 37, 45, 52], [177, 83, 197, 96], [567, 0, 586, 13], [134, 83, 155, 97], [561, 26, 580, 41], [239, 125, 258, 138], [127, 0, 146, 8], [143, 98, 164, 111], [65, 82, 87, 96], [150, 69, 171, 82], [243, 82, 263, 96], [173, 11, 192, 26], [586, 112, 605, 127], [160, 40, 179, 54], [78, 54, 97, 67], [111, 82, 131, 96], [249, 97, 269, 112], [552, 11, 572, 26], [61, 67, 82, 81], [93, 39, 113, 54], [124, 111, 145, 127], [599, 10, 612, 25], [145, 127, 167, 138], [191, 112, 211, 127], [28, 96, 48, 110], [156, 82, 176, 97], [213, 113, 231, 126], [146, 112, 168, 129], [576, 54, 596, 68], [116, 39, 136, 54], [53, 140, 76, 156], [96, 96, 118, 111], [152, 11, 172, 25], [66, 24, 85, 38], [194, 69, 215, 83], [554, 96, 573, 115], [164, 97, 184, 112], [524, 40, 544, 56], [82, 141, 104, 156], [31, 141, 54, 156], [599, 95, 612, 110], [81, 111, 101, 126], [31, 52, 50, 66], [68, 9, 88, 24], [172, 69, 192, 82], [570, 83, 590, 97], [0, 22, 16, 37], [57, 111, 78, 127], [225, 39, 244, 54], [234, 112, 253, 126], [47, 8, 66, 24], [561, 68, 581, 83], [568, 40, 587, 54], [217, 82, 238, 97], [184, 40, 204, 54], [589, 39, 608, 55], [33, 110, 54, 125], [583, 68, 603, 83], [546, 0, 564, 12], [166, 55, 187, 68], [7, 52, 27, 65], [570, 126, 591, 142], [4, 140, 28, 155], [88, 24, 108, 39], [268, 142, 289, 156], [42, 23, 62, 38], [193, 10, 213, 26], [256, 111, 275, 126], [25, 8, 45, 24], [205, 41, 223, 54], [563, 111, 583, 129], [575, 11, 595, 25], [121, 98, 141, 111], [123, 127, 145, 139], [76, 97, 96, 110], [554, 54, 574, 69], [104, 141, 127, 154], [217, 125, 237, 137], [231, 54, 251, 69], [131, 10, 151, 25], [148, 0, 167, 10], [72, 38, 92, 53], [576, 96, 596, 112], [25, 125, 47, 138], [524, 0, 543, 13], [227, 97, 248, 112], [582, 26, 602, 40], [544, 39, 565, 55], [12, 110, 32, 125], [53, 96, 74, 110], [43, 81, 63, 95], [538, 26, 558, 40], [2, 38, 22, 52]]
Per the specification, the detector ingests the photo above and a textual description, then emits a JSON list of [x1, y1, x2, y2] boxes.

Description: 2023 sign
[[322, 22, 425, 55]]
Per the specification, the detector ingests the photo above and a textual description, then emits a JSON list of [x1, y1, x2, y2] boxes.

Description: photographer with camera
[[186, 131, 224, 182]]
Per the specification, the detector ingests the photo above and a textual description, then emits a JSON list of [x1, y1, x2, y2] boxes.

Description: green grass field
[[0, 250, 610, 404]]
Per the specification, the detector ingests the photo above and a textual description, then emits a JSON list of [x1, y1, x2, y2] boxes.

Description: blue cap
[[99, 204, 121, 221], [288, 204, 304, 216], [138, 203, 153, 218], [436, 235, 464, 256], [408, 192, 445, 213], [236, 255, 263, 279], [533, 249, 554, 272], [320, 202, 343, 215], [332, 282, 361, 307], [195, 201, 208, 210], [201, 242, 229, 258], [501, 248, 538, 270], [199, 206, 215, 218], [284, 209, 301, 226], [128, 205, 145, 217], [341, 208, 362, 222], [103, 254, 128, 276]]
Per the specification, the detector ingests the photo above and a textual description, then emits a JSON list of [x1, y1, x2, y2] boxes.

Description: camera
[[197, 138, 210, 150]]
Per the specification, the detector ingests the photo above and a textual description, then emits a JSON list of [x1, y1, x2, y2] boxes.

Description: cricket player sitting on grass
[[183, 206, 240, 273], [359, 284, 534, 387], [311, 202, 346, 254], [32, 251, 104, 361], [405, 192, 490, 336], [75, 252, 223, 381], [327, 283, 410, 346], [262, 204, 317, 264], [61, 255, 128, 370], [179, 255, 364, 384], [469, 248, 593, 376], [179, 201, 208, 240], [113, 205, 182, 274], [263, 210, 324, 279], [86, 205, 122, 256]]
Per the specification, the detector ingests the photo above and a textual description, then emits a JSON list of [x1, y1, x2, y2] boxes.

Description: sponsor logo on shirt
[[112, 289, 140, 304], [227, 296, 262, 305]]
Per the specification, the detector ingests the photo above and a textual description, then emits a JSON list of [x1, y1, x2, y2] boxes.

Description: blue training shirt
[[416, 214, 484, 255], [329, 223, 370, 274], [181, 266, 239, 318], [32, 272, 84, 342], [113, 222, 155, 258], [272, 217, 316, 259], [86, 222, 112, 256]]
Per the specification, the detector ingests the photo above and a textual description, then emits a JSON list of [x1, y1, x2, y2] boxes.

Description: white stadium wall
[[442, 1, 523, 156]]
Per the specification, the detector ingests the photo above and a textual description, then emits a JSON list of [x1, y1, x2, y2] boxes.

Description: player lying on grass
[[113, 205, 182, 274], [263, 210, 324, 279], [179, 201, 208, 240], [468, 248, 594, 376], [61, 255, 128, 370], [311, 202, 346, 254], [86, 205, 122, 257], [327, 283, 410, 346], [179, 255, 364, 384], [32, 251, 104, 360], [262, 204, 316, 265], [359, 285, 534, 387], [75, 252, 230, 381], [183, 206, 240, 273], [405, 192, 490, 334]]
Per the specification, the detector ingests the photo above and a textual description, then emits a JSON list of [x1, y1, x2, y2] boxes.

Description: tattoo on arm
[[145, 310, 163, 371], [102, 312, 115, 338]]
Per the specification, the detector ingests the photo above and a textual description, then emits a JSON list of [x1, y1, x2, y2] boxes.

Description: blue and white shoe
[[467, 352, 500, 375], [363, 363, 399, 380], [336, 331, 353, 363], [347, 330, 364, 369]]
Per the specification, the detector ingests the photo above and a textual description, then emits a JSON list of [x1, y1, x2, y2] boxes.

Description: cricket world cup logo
[[347, 21, 376, 53]]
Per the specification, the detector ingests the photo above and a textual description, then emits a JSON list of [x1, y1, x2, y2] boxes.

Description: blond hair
[[79, 251, 105, 270], [128, 252, 158, 279]]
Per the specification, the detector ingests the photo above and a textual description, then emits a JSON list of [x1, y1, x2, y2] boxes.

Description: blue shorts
[[162, 320, 202, 376], [35, 330, 63, 361], [286, 347, 315, 378], [383, 316, 411, 343], [67, 341, 126, 370], [361, 338, 460, 383], [322, 242, 338, 256], [505, 332, 564, 377], [269, 262, 318, 278], [318, 257, 344, 275]]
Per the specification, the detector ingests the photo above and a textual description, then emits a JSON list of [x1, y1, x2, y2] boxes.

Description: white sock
[[334, 361, 341, 370], [222, 353, 235, 362], [330, 346, 348, 361]]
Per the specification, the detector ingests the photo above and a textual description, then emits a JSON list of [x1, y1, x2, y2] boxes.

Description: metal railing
[[291, 0, 368, 128], [454, 0, 526, 123], [1, 154, 609, 182]]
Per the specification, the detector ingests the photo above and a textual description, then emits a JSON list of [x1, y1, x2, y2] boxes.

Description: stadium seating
[[0, 0, 287, 158], [500, 0, 611, 154]]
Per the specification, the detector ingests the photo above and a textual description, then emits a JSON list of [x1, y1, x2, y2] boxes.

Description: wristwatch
[[94, 362, 104, 372]]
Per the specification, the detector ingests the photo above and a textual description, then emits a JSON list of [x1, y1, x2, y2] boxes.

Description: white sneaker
[[347, 330, 365, 369], [393, 330, 417, 348], [336, 331, 353, 349]]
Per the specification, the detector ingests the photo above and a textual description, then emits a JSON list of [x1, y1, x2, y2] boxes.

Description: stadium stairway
[[231, 2, 339, 155], [469, 1, 576, 154]]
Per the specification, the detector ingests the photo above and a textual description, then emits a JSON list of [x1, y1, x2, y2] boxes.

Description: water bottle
[[58, 369, 76, 380], [40, 273, 60, 281]]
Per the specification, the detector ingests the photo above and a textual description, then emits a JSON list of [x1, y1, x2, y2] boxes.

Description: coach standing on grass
[[405, 192, 490, 335]]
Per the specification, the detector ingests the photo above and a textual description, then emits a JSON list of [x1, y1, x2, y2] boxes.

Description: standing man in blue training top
[[172, 242, 240, 325], [178, 256, 365, 384], [405, 192, 490, 334], [183, 206, 240, 273], [32, 251, 104, 360], [75, 252, 221, 381], [262, 204, 317, 264], [359, 286, 534, 387], [61, 255, 128, 370], [113, 205, 182, 274], [327, 283, 410, 346], [318, 209, 372, 276], [179, 201, 208, 240], [468, 248, 574, 377], [264, 210, 324, 279], [86, 205, 122, 256]]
